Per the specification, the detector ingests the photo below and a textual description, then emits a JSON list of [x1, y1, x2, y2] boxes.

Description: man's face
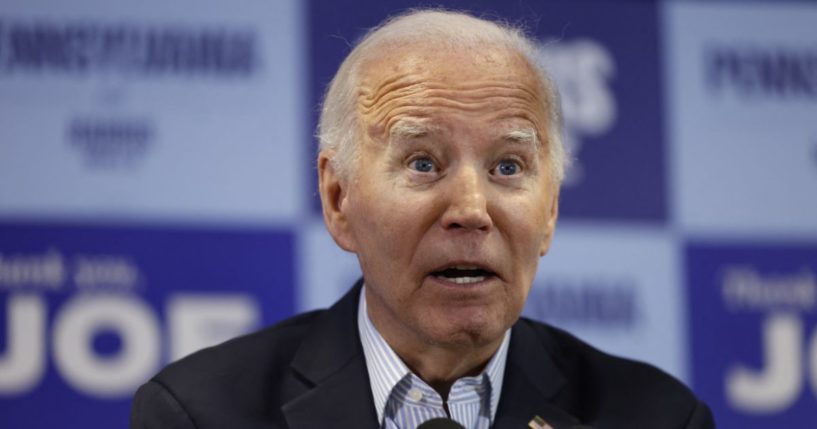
[[320, 44, 559, 350]]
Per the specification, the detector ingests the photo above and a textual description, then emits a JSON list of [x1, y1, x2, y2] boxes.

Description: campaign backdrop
[[1, 1, 815, 428]]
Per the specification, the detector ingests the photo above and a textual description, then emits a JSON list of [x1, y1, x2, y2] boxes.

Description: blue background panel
[[0, 222, 295, 428], [687, 242, 817, 428]]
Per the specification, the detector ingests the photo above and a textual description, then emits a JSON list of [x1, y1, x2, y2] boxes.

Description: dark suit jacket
[[130, 281, 714, 429]]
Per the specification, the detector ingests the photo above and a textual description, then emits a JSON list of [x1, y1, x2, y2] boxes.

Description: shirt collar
[[357, 285, 511, 425]]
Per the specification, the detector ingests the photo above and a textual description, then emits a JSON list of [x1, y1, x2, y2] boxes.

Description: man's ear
[[539, 191, 559, 257], [318, 152, 357, 252]]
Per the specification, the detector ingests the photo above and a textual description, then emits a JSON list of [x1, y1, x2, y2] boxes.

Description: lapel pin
[[528, 415, 553, 429]]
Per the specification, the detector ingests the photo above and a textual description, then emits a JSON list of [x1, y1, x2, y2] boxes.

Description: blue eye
[[410, 157, 435, 173], [496, 160, 520, 176]]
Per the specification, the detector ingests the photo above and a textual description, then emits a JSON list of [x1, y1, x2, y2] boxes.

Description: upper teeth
[[440, 275, 486, 284], [456, 276, 485, 284]]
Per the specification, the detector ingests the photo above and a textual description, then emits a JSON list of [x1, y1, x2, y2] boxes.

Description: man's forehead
[[356, 42, 548, 146], [358, 43, 537, 86]]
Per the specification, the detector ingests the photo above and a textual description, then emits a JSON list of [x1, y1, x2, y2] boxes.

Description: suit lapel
[[281, 284, 582, 429], [494, 320, 582, 429], [282, 281, 379, 429]]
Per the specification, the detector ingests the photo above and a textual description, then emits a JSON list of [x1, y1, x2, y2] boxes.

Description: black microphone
[[417, 418, 465, 429]]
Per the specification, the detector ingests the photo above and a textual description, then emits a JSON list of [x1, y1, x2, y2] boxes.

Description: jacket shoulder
[[157, 309, 321, 384], [131, 310, 324, 429], [518, 318, 714, 428]]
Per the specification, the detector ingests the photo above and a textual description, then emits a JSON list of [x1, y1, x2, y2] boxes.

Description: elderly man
[[131, 10, 714, 429]]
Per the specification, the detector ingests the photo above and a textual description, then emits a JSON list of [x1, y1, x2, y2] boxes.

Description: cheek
[[503, 193, 549, 233], [502, 198, 551, 265], [349, 184, 428, 256]]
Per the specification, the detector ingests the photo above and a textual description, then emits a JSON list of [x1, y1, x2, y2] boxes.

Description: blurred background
[[1, 0, 815, 427]]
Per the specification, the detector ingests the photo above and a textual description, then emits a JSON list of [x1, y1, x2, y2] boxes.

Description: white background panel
[[297, 219, 361, 312], [0, 0, 305, 223], [664, 2, 817, 235], [528, 224, 686, 381]]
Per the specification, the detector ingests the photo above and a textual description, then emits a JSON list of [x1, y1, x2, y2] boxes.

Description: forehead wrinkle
[[432, 80, 541, 100], [359, 74, 427, 111], [362, 87, 543, 138], [361, 79, 541, 110], [359, 74, 542, 114]]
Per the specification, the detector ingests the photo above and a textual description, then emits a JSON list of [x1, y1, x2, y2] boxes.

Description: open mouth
[[430, 266, 496, 285]]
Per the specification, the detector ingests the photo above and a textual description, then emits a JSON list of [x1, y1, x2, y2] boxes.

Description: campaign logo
[[527, 0, 666, 222], [67, 116, 155, 169], [0, 1, 306, 224], [537, 39, 617, 188], [525, 227, 685, 379], [0, 18, 258, 172], [525, 276, 638, 329], [687, 243, 817, 427], [705, 45, 817, 101], [0, 19, 258, 78], [0, 222, 295, 427], [666, 2, 817, 235]]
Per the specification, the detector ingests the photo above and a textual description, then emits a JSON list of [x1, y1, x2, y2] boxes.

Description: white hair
[[318, 9, 568, 185]]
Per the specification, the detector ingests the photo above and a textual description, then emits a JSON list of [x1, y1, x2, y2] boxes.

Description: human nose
[[439, 165, 493, 232]]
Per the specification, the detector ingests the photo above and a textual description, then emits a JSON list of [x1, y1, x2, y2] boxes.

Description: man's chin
[[419, 317, 509, 349]]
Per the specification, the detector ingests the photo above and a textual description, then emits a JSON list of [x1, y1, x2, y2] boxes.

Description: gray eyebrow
[[504, 128, 540, 147], [389, 122, 540, 148], [389, 121, 432, 140]]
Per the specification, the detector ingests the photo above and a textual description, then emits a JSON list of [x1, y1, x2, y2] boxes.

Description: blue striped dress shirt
[[358, 286, 510, 429]]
